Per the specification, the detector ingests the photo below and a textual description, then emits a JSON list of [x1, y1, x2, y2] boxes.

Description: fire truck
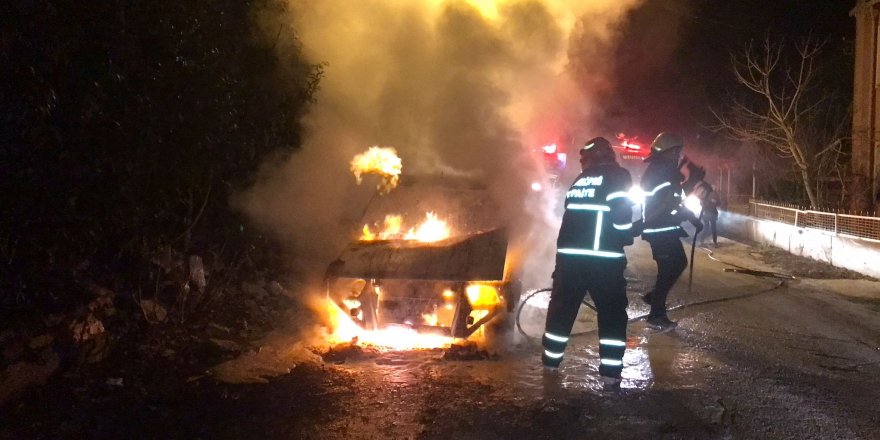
[[532, 143, 569, 191], [613, 134, 650, 180]]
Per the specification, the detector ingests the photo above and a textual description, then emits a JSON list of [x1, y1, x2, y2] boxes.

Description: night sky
[[603, 0, 855, 149]]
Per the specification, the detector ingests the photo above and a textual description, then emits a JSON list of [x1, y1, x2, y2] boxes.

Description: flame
[[360, 212, 452, 242], [361, 225, 375, 241], [350, 146, 402, 194], [325, 299, 454, 350], [465, 284, 502, 309], [405, 212, 451, 242], [322, 284, 501, 351], [422, 312, 439, 326]]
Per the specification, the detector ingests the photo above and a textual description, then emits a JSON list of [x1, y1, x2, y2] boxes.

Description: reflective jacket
[[556, 162, 635, 259], [640, 160, 693, 239]]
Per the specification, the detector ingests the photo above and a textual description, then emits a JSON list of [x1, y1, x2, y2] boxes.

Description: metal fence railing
[[724, 194, 752, 216], [747, 200, 880, 242]]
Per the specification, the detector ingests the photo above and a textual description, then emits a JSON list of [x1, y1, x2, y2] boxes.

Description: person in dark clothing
[[639, 133, 702, 332], [699, 184, 720, 246], [542, 137, 641, 390]]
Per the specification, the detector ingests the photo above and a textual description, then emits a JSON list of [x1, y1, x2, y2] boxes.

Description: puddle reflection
[[330, 322, 719, 403]]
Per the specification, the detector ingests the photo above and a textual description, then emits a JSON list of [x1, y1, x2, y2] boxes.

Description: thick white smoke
[[240, 0, 644, 285]]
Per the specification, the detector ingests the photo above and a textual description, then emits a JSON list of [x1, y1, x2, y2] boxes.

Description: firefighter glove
[[690, 218, 704, 233]]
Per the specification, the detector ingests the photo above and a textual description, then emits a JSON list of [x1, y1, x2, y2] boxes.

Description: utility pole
[[727, 165, 731, 201], [752, 160, 756, 199]]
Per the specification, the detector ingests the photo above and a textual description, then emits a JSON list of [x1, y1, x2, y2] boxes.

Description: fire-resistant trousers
[[645, 233, 688, 319], [542, 255, 628, 379]]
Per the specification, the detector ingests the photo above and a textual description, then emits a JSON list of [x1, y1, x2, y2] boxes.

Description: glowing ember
[[350, 146, 402, 194], [360, 212, 452, 242]]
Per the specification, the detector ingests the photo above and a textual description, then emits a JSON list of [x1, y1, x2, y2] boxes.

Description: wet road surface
[[219, 238, 880, 439], [4, 238, 879, 439]]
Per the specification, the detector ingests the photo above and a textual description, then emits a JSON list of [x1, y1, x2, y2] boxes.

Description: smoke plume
[[240, 0, 644, 285]]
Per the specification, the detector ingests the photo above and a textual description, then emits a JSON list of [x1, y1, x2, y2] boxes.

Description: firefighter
[[639, 132, 703, 332], [542, 137, 640, 389]]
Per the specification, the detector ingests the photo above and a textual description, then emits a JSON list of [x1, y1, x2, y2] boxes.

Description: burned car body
[[324, 180, 520, 339]]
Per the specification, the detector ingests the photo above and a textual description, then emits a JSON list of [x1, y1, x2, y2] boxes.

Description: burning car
[[324, 177, 521, 345]]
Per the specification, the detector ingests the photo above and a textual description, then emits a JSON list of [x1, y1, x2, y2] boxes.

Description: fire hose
[[515, 246, 794, 340], [687, 209, 704, 293]]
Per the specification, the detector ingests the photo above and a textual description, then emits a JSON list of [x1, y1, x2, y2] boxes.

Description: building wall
[[852, 1, 880, 210], [718, 211, 880, 278]]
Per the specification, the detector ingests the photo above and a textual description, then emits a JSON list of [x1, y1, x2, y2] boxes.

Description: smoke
[[239, 0, 644, 285]]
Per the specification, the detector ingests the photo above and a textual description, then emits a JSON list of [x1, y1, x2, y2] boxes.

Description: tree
[[0, 0, 322, 317], [712, 37, 849, 207]]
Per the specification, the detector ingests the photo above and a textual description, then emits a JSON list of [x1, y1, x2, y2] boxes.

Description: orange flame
[[360, 212, 452, 242], [321, 283, 503, 351], [465, 284, 502, 309], [350, 146, 402, 194], [404, 212, 450, 242], [325, 298, 454, 350]]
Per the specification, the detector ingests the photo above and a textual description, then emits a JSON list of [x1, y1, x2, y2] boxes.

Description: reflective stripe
[[648, 182, 671, 195], [557, 248, 625, 258], [605, 191, 630, 201], [544, 350, 564, 359], [670, 209, 678, 215], [593, 211, 604, 250], [599, 339, 627, 347], [600, 358, 623, 366], [544, 332, 569, 343], [613, 223, 632, 230], [643, 226, 681, 234], [567, 203, 610, 212]]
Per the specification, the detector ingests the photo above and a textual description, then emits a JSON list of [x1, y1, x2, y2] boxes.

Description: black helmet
[[580, 137, 615, 164]]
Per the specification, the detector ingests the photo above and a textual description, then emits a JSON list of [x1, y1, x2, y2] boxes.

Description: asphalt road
[[3, 238, 879, 439]]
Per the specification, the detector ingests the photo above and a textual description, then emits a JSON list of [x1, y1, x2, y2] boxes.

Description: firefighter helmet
[[648, 132, 684, 155], [580, 137, 615, 163]]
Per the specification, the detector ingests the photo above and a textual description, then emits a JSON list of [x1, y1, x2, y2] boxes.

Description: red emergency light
[[614, 134, 649, 160], [539, 144, 567, 171]]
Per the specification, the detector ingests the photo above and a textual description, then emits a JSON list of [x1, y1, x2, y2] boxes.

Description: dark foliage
[[0, 0, 321, 323]]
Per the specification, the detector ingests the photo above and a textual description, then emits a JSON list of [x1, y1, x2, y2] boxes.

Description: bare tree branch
[[710, 36, 847, 207]]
